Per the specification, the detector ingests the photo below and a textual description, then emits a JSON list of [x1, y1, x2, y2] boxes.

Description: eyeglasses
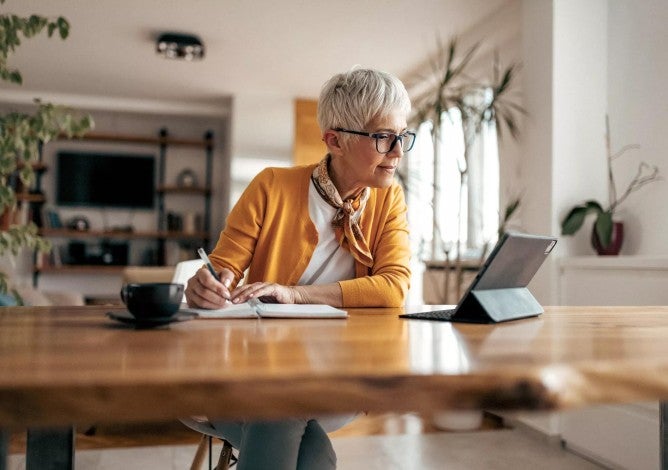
[[335, 128, 416, 154]]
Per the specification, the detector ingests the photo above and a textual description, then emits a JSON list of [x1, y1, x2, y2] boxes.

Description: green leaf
[[8, 70, 21, 84], [12, 288, 24, 306], [595, 211, 614, 248], [561, 200, 605, 235], [57, 17, 69, 39], [25, 16, 47, 38], [503, 197, 520, 221], [583, 200, 605, 212], [0, 11, 71, 85], [561, 207, 588, 235]]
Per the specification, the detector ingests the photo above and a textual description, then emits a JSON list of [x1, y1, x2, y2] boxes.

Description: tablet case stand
[[452, 287, 544, 323]]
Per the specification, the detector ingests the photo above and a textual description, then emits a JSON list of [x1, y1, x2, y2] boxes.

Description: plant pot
[[0, 209, 14, 231], [591, 221, 624, 255]]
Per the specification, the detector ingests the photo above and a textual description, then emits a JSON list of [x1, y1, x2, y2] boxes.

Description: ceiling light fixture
[[156, 32, 205, 61]]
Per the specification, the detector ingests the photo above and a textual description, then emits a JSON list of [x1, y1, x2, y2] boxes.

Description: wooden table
[[2, 305, 668, 468]]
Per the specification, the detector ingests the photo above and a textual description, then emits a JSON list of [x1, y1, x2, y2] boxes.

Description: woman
[[185, 68, 413, 469]]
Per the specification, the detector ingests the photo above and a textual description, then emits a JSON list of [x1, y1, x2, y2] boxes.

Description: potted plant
[[0, 0, 93, 301], [401, 37, 524, 303], [407, 37, 525, 256], [560, 116, 660, 255]]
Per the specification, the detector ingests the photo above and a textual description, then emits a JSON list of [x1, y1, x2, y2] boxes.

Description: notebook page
[[254, 303, 347, 318], [179, 301, 257, 318]]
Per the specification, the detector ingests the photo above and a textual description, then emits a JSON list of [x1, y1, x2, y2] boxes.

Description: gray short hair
[[317, 68, 411, 134]]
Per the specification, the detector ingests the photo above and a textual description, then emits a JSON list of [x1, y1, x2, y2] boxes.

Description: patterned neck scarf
[[311, 156, 373, 267]]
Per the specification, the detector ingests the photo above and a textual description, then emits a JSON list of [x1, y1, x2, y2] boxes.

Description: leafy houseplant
[[0, 0, 93, 298], [561, 116, 660, 253], [400, 37, 525, 304], [406, 37, 525, 259]]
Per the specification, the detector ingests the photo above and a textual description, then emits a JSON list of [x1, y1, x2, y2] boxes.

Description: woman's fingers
[[229, 282, 294, 304], [216, 268, 235, 300], [228, 283, 259, 303], [186, 285, 223, 309], [185, 267, 230, 308]]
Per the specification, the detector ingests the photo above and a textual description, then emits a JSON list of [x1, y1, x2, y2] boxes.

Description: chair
[[171, 259, 204, 303], [172, 260, 236, 470], [121, 265, 175, 284], [182, 418, 235, 470]]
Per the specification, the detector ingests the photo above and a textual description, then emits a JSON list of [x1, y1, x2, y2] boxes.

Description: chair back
[[171, 259, 203, 303]]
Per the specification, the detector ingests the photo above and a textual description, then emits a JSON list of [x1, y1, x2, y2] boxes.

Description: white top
[[298, 181, 355, 285]]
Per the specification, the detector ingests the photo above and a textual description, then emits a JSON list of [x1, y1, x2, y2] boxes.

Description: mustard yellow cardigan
[[209, 164, 411, 307]]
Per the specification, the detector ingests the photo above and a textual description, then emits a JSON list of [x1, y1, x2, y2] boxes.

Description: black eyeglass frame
[[334, 128, 416, 154]]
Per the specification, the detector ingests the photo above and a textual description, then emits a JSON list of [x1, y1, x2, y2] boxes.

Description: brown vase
[[591, 221, 624, 255], [0, 209, 13, 230]]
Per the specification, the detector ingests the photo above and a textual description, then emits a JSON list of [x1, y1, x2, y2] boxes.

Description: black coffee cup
[[120, 283, 184, 319]]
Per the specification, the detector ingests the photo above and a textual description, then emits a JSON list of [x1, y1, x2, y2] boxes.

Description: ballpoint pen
[[198, 248, 232, 304], [197, 247, 221, 282]]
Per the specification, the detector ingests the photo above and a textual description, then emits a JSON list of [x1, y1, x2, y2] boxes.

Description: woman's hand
[[229, 282, 303, 305], [185, 266, 235, 308]]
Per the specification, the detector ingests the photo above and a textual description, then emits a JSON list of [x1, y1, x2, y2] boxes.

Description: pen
[[197, 247, 221, 282]]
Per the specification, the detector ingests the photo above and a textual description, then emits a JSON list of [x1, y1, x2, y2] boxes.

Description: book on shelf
[[34, 245, 63, 269], [42, 208, 63, 229], [51, 245, 63, 267], [35, 251, 47, 270], [21, 201, 30, 226], [180, 298, 348, 319]]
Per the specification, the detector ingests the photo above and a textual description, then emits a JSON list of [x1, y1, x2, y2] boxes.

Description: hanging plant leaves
[[0, 2, 93, 297]]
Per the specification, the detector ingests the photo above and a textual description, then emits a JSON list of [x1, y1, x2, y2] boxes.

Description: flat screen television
[[56, 151, 156, 209]]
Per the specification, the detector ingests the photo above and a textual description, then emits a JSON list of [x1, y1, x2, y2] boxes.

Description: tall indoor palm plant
[[407, 37, 524, 260], [399, 37, 524, 304]]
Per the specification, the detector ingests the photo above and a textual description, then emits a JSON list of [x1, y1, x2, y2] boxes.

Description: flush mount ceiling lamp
[[156, 32, 205, 61]]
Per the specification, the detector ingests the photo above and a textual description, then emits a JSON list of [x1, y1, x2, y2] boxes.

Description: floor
[[7, 413, 604, 469]]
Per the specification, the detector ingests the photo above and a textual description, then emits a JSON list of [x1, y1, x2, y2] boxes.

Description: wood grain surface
[[2, 305, 668, 427]]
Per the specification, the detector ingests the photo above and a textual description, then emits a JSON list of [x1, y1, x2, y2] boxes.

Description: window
[[401, 90, 500, 262]]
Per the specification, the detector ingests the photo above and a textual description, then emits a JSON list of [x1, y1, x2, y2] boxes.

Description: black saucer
[[106, 310, 194, 328]]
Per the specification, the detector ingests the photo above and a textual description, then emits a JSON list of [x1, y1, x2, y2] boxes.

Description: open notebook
[[180, 298, 348, 319]]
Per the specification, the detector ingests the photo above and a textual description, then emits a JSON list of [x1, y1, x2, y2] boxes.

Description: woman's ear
[[323, 130, 344, 157]]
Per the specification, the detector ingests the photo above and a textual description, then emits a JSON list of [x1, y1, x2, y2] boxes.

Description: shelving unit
[[39, 228, 209, 241], [37, 265, 127, 275], [29, 128, 215, 283], [155, 128, 214, 264]]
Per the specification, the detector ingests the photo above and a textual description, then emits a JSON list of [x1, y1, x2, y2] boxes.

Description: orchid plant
[[561, 116, 660, 248]]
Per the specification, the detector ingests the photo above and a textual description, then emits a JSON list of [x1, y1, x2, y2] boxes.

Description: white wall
[[519, 0, 555, 304], [607, 0, 668, 255], [520, 0, 608, 305], [552, 0, 608, 253]]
